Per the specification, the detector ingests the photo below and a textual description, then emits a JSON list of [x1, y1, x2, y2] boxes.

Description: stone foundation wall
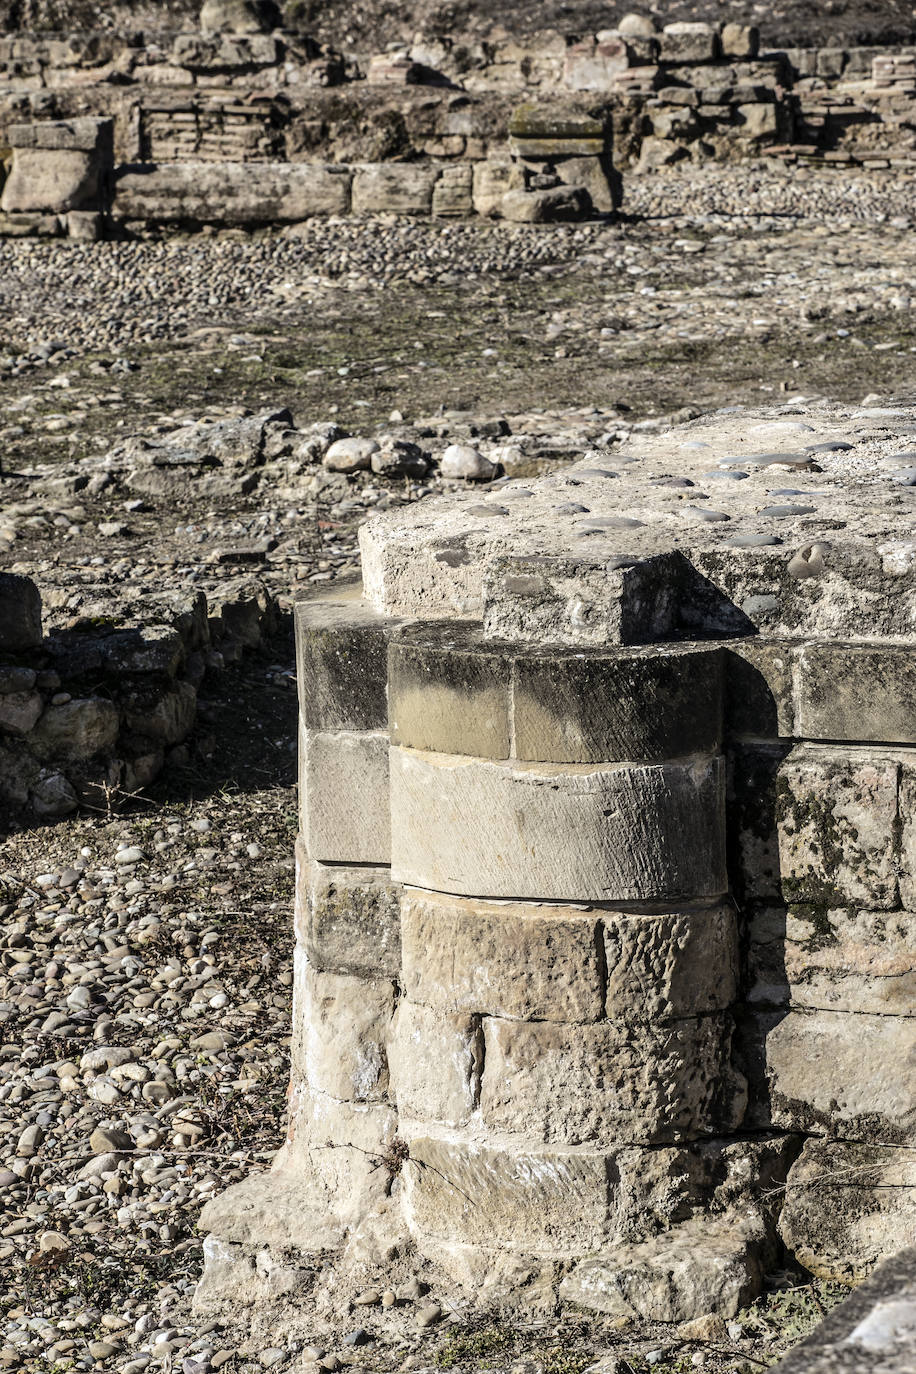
[[198, 406, 916, 1327]]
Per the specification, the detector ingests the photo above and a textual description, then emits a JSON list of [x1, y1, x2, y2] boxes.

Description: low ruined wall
[[0, 15, 915, 235], [0, 569, 279, 818]]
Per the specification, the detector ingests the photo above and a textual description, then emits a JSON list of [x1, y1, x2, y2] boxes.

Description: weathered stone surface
[[2, 117, 113, 215], [295, 590, 393, 731], [351, 164, 439, 216], [512, 642, 722, 763], [659, 22, 720, 64], [302, 729, 390, 865], [895, 765, 916, 909], [124, 681, 196, 745], [0, 572, 42, 650], [604, 903, 738, 1020], [724, 639, 796, 739], [499, 186, 592, 223], [400, 888, 605, 1023], [0, 690, 43, 737], [748, 906, 916, 1015], [479, 1014, 745, 1145], [115, 162, 352, 224], [199, 0, 279, 34], [774, 1245, 916, 1374], [388, 1001, 481, 1126], [400, 1134, 620, 1253], [721, 23, 759, 59], [774, 746, 900, 908], [741, 1008, 916, 1142], [30, 697, 119, 761], [482, 552, 683, 647], [561, 1210, 770, 1321], [390, 747, 726, 901], [472, 160, 524, 217], [778, 1139, 916, 1284], [296, 965, 395, 1104], [795, 643, 916, 744], [388, 622, 511, 759], [297, 846, 401, 980]]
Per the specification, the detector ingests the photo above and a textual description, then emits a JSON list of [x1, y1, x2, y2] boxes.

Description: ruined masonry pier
[[198, 407, 916, 1325]]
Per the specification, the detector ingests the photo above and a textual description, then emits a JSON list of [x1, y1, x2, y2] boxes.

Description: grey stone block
[[295, 587, 393, 731], [795, 642, 916, 744], [302, 729, 390, 865], [388, 621, 511, 759]]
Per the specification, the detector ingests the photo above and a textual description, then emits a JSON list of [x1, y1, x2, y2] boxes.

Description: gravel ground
[[1, 163, 913, 1374]]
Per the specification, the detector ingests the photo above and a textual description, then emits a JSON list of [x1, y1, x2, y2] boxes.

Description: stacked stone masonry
[[1, 7, 915, 231], [199, 407, 916, 1324], [0, 568, 280, 816]]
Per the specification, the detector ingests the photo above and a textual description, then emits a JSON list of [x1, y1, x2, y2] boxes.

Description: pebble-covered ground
[[1, 164, 914, 1374]]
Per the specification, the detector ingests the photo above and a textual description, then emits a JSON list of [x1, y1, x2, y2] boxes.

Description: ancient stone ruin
[[196, 403, 916, 1333], [1, 3, 915, 232]]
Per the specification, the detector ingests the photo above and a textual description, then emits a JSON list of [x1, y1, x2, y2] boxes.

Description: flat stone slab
[[359, 401, 916, 643]]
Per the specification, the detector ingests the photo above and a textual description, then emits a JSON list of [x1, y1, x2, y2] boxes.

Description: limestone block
[[554, 155, 616, 214], [724, 639, 795, 739], [400, 888, 605, 1023], [297, 846, 401, 980], [721, 23, 759, 59], [390, 747, 726, 902], [30, 697, 119, 762], [774, 746, 900, 909], [796, 642, 916, 744], [295, 590, 392, 731], [124, 681, 196, 745], [482, 551, 682, 647], [302, 729, 390, 865], [199, 0, 278, 35], [561, 1210, 770, 1321], [563, 38, 630, 91], [282, 1084, 399, 1226], [298, 966, 395, 1103], [741, 1008, 916, 1142], [400, 1133, 620, 1253], [2, 118, 113, 214], [431, 165, 474, 218], [778, 1138, 916, 1283], [351, 164, 439, 216], [388, 622, 511, 759], [604, 904, 738, 1021], [509, 135, 606, 157], [735, 103, 779, 141], [0, 573, 42, 650], [472, 160, 524, 217], [499, 186, 592, 224], [747, 906, 916, 1016], [512, 642, 721, 763], [388, 1001, 482, 1126], [658, 23, 720, 64], [4, 158, 92, 217], [114, 162, 352, 224], [479, 1014, 745, 1145]]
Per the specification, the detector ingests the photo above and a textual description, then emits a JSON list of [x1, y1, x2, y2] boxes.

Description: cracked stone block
[[388, 1001, 482, 1126], [295, 963, 395, 1104], [296, 844, 401, 980]]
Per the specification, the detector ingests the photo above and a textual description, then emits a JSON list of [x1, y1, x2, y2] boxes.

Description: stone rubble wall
[[0, 14, 915, 231], [0, 568, 280, 818]]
